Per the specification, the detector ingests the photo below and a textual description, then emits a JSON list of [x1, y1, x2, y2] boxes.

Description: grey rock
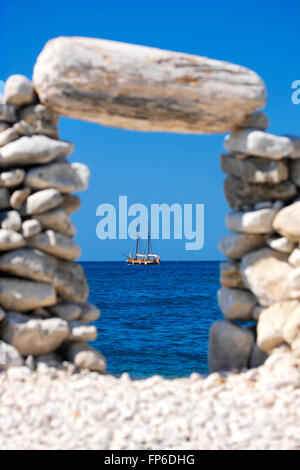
[[49, 301, 81, 321], [25, 188, 63, 215], [290, 158, 300, 186], [0, 248, 89, 302], [21, 219, 42, 238], [0, 278, 56, 311], [250, 344, 268, 368], [60, 195, 81, 214], [220, 260, 244, 288], [0, 104, 17, 123], [27, 230, 81, 260], [0, 306, 6, 322], [67, 322, 97, 342], [34, 208, 76, 238], [13, 120, 59, 140], [4, 75, 36, 107], [70, 163, 90, 191], [1, 312, 69, 356], [77, 302, 101, 323], [0, 168, 25, 187], [0, 229, 25, 250], [226, 208, 278, 234], [0, 188, 10, 209], [218, 232, 266, 259], [62, 341, 106, 372], [0, 127, 19, 147], [284, 135, 300, 158], [19, 104, 58, 125], [208, 320, 254, 372], [34, 353, 63, 369], [33, 36, 266, 134], [0, 210, 21, 231], [217, 286, 257, 321], [224, 175, 296, 210], [0, 135, 73, 168], [221, 153, 288, 183], [26, 161, 89, 193], [0, 340, 24, 370], [0, 122, 10, 132], [224, 130, 293, 159], [237, 112, 269, 130], [254, 201, 273, 210]]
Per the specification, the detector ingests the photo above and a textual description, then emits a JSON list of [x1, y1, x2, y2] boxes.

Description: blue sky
[[2, 0, 300, 260]]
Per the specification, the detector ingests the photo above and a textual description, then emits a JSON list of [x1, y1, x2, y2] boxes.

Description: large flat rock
[[33, 37, 266, 134]]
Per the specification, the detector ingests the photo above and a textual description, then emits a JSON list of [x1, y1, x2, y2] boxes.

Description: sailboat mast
[[136, 224, 139, 257], [147, 222, 150, 258]]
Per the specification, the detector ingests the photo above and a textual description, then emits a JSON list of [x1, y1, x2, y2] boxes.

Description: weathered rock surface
[[220, 260, 244, 288], [60, 195, 81, 214], [240, 248, 294, 306], [76, 302, 100, 323], [27, 230, 81, 260], [0, 127, 19, 147], [49, 302, 81, 322], [0, 104, 16, 123], [34, 208, 76, 238], [221, 153, 288, 183], [0, 168, 25, 187], [217, 286, 257, 321], [0, 340, 24, 369], [19, 104, 58, 126], [208, 320, 254, 372], [25, 189, 63, 215], [224, 130, 293, 159], [26, 162, 89, 193], [0, 136, 73, 168], [257, 301, 300, 352], [218, 232, 266, 259], [226, 208, 277, 234], [67, 322, 97, 342], [273, 201, 300, 242], [0, 210, 21, 232], [266, 236, 295, 254], [33, 37, 266, 134], [14, 119, 59, 140], [4, 75, 36, 107], [0, 249, 88, 302], [224, 175, 296, 209], [10, 187, 31, 210], [62, 341, 106, 372], [21, 219, 42, 238], [237, 112, 269, 130], [0, 229, 25, 251], [1, 312, 69, 355], [0, 278, 56, 311]]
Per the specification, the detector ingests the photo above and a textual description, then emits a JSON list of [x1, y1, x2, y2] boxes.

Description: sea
[[81, 261, 222, 379]]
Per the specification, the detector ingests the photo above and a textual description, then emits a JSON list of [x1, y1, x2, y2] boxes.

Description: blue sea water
[[81, 261, 222, 379]]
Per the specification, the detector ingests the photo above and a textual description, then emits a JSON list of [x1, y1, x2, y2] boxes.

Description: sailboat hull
[[127, 258, 160, 265]]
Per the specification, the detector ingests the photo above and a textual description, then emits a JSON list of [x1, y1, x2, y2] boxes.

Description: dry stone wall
[[0, 75, 106, 373], [209, 117, 300, 373]]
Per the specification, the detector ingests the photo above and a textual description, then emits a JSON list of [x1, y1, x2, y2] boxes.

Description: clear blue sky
[[2, 0, 300, 260]]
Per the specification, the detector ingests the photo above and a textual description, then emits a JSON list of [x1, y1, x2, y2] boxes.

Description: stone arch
[[1, 36, 299, 374]]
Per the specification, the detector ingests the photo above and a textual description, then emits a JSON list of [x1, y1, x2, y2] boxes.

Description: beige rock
[[0, 135, 73, 168], [25, 162, 89, 193], [0, 248, 89, 302], [217, 286, 257, 321], [288, 248, 300, 267], [0, 210, 21, 231], [208, 320, 254, 372], [0, 278, 56, 311], [237, 112, 269, 130], [218, 232, 266, 259], [34, 208, 76, 238], [0, 340, 24, 369], [221, 153, 288, 183], [0, 127, 19, 147], [25, 188, 63, 215], [49, 301, 81, 321], [77, 302, 101, 323], [67, 322, 97, 342], [220, 260, 244, 288], [33, 37, 266, 134], [226, 208, 277, 234], [273, 201, 300, 242], [4, 75, 36, 107], [62, 341, 106, 372], [0, 229, 25, 250], [27, 230, 81, 260], [224, 175, 296, 210], [266, 236, 295, 254], [21, 219, 42, 238], [240, 248, 294, 306], [10, 187, 31, 210], [1, 312, 69, 356], [0, 168, 25, 187], [60, 195, 81, 214], [224, 130, 293, 159]]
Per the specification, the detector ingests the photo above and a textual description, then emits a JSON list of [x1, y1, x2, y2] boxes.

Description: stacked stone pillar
[[0, 75, 106, 372], [209, 113, 300, 372]]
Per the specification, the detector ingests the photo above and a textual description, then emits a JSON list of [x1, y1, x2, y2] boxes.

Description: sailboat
[[126, 224, 160, 265]]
